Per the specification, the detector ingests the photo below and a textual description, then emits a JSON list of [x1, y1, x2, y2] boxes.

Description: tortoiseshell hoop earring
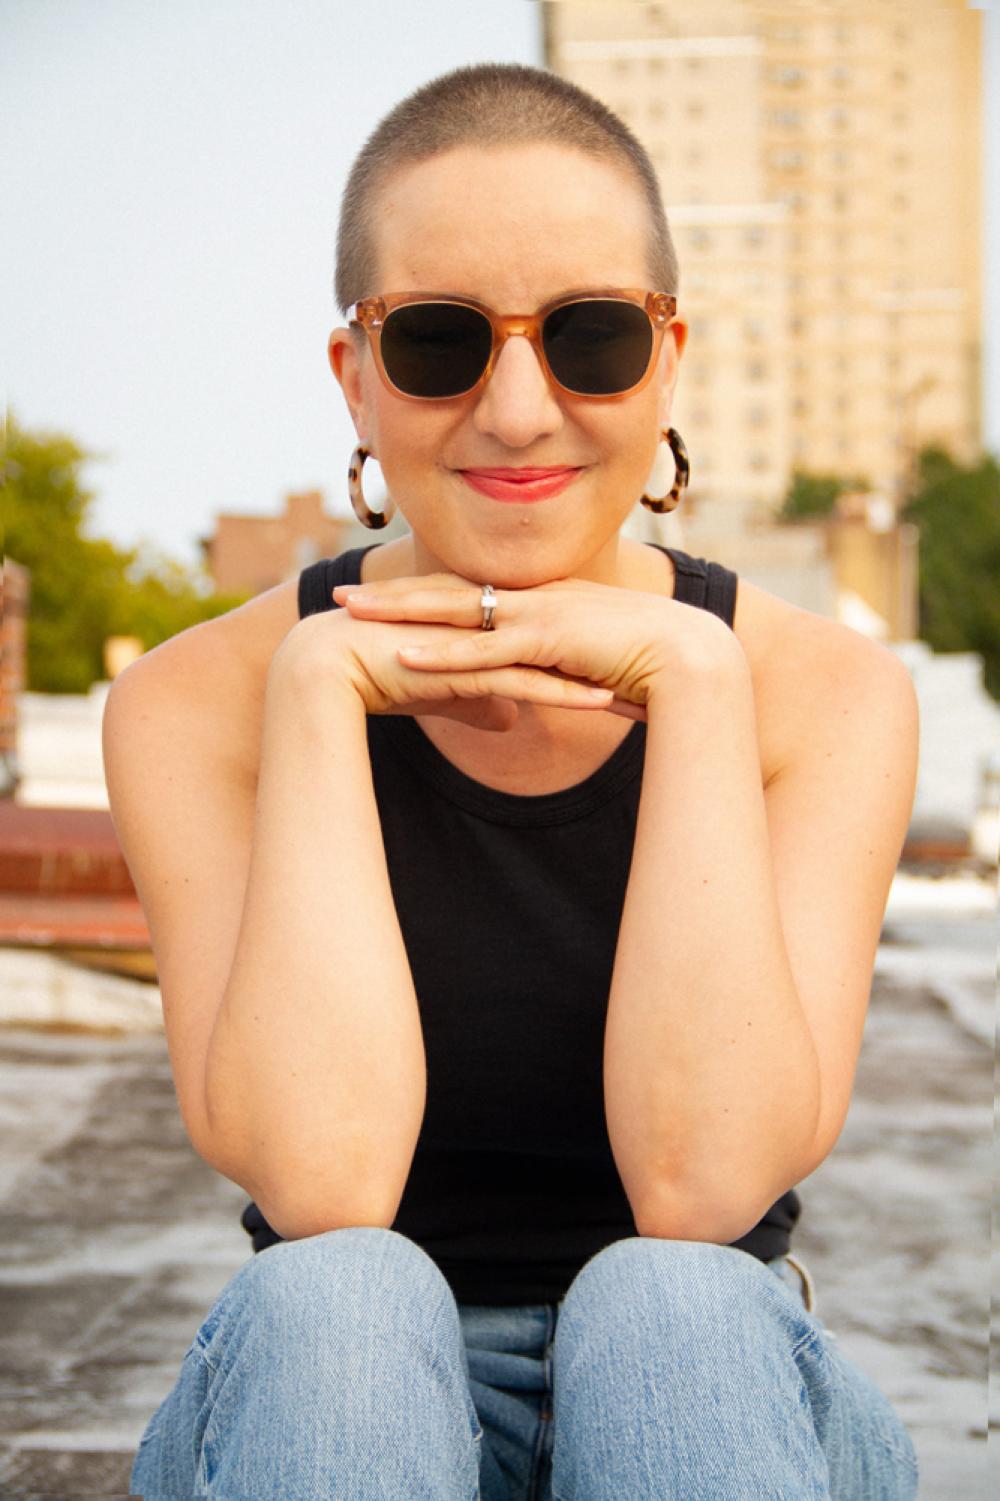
[[348, 444, 396, 530], [640, 427, 690, 513]]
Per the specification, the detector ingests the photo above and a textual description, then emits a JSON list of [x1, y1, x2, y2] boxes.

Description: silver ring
[[480, 583, 497, 631]]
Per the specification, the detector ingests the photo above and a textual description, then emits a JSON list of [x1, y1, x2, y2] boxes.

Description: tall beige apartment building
[[543, 0, 983, 532]]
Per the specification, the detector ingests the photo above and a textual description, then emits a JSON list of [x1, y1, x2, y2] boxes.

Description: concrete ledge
[[0, 948, 162, 1034]]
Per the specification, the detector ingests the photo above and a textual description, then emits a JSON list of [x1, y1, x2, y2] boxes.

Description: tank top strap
[[651, 544, 738, 629], [297, 545, 381, 619]]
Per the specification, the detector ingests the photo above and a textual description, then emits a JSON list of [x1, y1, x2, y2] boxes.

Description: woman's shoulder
[[731, 569, 914, 780], [114, 574, 304, 777]]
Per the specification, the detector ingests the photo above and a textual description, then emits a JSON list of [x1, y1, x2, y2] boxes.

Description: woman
[[110, 62, 920, 1501]]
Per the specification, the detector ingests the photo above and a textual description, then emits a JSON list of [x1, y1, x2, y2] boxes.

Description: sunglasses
[[347, 288, 678, 401]]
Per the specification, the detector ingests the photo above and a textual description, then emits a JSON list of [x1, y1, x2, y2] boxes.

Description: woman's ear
[[657, 318, 688, 426], [328, 328, 371, 443]]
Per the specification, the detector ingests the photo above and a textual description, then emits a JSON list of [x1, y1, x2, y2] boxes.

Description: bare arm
[[202, 628, 427, 1239], [605, 627, 919, 1242]]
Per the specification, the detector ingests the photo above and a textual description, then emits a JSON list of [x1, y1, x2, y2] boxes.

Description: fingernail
[[399, 645, 427, 658]]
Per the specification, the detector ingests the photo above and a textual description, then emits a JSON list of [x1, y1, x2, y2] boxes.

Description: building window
[[747, 406, 769, 427], [689, 317, 710, 340], [648, 57, 665, 75], [773, 65, 806, 86], [687, 99, 704, 117], [830, 65, 850, 87], [832, 190, 848, 212], [690, 227, 713, 249], [744, 226, 766, 249], [747, 360, 767, 381], [744, 318, 766, 342], [774, 149, 805, 171], [831, 106, 849, 131], [749, 452, 770, 472], [687, 145, 703, 165], [772, 108, 803, 129], [649, 98, 665, 119], [793, 399, 809, 417]]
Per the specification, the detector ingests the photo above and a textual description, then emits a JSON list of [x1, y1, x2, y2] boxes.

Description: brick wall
[[202, 490, 350, 595]]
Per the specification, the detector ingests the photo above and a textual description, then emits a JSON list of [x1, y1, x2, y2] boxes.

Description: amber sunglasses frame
[[346, 288, 679, 402]]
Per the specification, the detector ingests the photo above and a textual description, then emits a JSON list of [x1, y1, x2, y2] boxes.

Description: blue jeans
[[130, 1228, 919, 1499]]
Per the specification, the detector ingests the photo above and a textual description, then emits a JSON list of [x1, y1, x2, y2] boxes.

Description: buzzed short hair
[[334, 62, 679, 312]]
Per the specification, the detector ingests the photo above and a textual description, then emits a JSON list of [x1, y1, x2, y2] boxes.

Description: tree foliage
[[777, 467, 871, 521], [901, 445, 1000, 700], [3, 413, 249, 693]]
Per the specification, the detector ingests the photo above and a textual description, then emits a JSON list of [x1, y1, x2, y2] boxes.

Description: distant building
[[544, 0, 983, 528], [198, 489, 351, 596]]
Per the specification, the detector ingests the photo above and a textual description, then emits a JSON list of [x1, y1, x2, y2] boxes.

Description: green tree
[[901, 445, 1000, 700], [777, 467, 871, 522], [3, 413, 248, 692]]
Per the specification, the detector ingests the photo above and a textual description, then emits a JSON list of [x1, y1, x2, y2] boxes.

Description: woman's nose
[[471, 334, 563, 447]]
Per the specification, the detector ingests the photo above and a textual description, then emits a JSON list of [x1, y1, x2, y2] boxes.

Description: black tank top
[[240, 544, 802, 1302]]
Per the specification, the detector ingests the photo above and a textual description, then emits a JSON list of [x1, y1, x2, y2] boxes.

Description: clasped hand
[[329, 572, 741, 731]]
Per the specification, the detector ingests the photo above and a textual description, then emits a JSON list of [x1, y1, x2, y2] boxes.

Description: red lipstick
[[458, 466, 582, 502]]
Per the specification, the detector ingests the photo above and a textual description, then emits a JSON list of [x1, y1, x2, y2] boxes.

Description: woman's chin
[[423, 527, 613, 589]]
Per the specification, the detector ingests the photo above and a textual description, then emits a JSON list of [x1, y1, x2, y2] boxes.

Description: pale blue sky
[[5, 0, 998, 576]]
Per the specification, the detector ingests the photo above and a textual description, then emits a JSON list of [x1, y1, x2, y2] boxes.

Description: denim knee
[[558, 1236, 811, 1353], [194, 1226, 461, 1367]]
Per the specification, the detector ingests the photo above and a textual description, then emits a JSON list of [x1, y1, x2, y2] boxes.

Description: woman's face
[[329, 142, 687, 588]]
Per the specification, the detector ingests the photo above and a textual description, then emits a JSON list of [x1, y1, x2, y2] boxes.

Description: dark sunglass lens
[[543, 299, 653, 395], [380, 303, 492, 397]]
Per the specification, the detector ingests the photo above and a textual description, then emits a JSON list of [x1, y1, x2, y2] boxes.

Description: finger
[[605, 698, 648, 723], [397, 629, 542, 671], [333, 580, 507, 629], [402, 666, 612, 711]]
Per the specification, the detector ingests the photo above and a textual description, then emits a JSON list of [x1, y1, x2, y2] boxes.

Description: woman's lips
[[457, 466, 583, 502]]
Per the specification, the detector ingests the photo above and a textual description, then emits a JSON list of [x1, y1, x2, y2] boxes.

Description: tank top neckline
[[316, 542, 735, 827]]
